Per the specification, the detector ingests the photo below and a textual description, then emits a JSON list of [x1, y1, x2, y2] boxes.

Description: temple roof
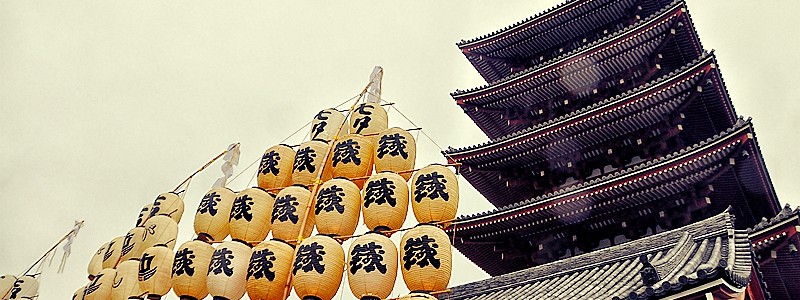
[[447, 121, 780, 275], [443, 211, 751, 300], [453, 1, 703, 140], [748, 204, 800, 236], [445, 53, 739, 207], [457, 0, 674, 82]]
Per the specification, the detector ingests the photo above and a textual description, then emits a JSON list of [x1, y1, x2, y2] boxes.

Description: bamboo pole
[[172, 143, 239, 193]]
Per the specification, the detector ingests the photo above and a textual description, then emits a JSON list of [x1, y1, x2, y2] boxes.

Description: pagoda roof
[[457, 0, 674, 82], [453, 1, 703, 139], [746, 204, 800, 300], [445, 53, 738, 206], [447, 121, 780, 275], [443, 211, 751, 300]]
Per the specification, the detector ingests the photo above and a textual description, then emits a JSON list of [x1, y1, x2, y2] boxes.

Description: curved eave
[[451, 121, 752, 229], [446, 53, 718, 163], [452, 1, 689, 100]]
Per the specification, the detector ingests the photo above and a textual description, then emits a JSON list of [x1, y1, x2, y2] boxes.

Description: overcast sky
[[1, 1, 799, 299]]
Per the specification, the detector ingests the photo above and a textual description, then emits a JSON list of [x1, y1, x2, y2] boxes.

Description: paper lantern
[[142, 215, 179, 250], [271, 185, 314, 245], [362, 172, 408, 232], [172, 240, 214, 300], [112, 259, 143, 300], [7, 275, 38, 299], [399, 225, 451, 293], [410, 164, 459, 225], [194, 187, 236, 242], [374, 127, 416, 181], [348, 103, 388, 137], [207, 240, 252, 300], [229, 187, 275, 242], [292, 140, 332, 186], [136, 203, 154, 227], [88, 242, 109, 280], [347, 232, 397, 300], [72, 285, 85, 300], [0, 275, 17, 299], [315, 178, 361, 238], [119, 227, 146, 262], [149, 192, 185, 224], [138, 246, 174, 299], [83, 268, 116, 300], [292, 235, 345, 300], [329, 134, 375, 188], [258, 145, 296, 190], [395, 292, 437, 300], [310, 108, 348, 142], [102, 236, 125, 269], [246, 239, 295, 300]]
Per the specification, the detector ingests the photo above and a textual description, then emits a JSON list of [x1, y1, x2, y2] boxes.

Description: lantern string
[[370, 91, 459, 164], [228, 93, 363, 189]]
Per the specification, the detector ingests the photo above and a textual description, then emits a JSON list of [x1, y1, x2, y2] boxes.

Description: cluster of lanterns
[[0, 274, 39, 299], [67, 102, 459, 300]]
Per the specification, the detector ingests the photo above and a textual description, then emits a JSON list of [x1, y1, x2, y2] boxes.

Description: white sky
[[1, 1, 799, 299]]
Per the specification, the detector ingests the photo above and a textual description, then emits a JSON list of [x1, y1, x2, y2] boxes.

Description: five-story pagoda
[[441, 0, 796, 299]]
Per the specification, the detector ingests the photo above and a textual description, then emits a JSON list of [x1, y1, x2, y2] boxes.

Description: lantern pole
[[281, 73, 376, 299], [18, 220, 84, 277]]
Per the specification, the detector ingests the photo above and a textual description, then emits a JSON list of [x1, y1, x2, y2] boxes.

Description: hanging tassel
[[212, 143, 240, 188], [58, 220, 84, 273], [366, 66, 383, 103]]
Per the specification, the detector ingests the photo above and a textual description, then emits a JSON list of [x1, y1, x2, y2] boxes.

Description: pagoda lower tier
[[453, 0, 703, 140], [445, 53, 737, 207], [458, 0, 675, 83], [745, 204, 800, 300], [446, 121, 779, 276], [441, 211, 752, 300]]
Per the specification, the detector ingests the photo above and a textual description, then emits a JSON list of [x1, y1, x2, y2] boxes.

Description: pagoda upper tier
[[458, 0, 675, 83], [446, 53, 737, 207], [446, 120, 780, 275], [453, 0, 703, 140]]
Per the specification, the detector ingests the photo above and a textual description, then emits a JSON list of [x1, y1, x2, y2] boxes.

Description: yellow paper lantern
[[72, 285, 85, 300], [83, 268, 116, 300], [362, 172, 409, 232], [136, 203, 154, 227], [112, 259, 143, 300], [258, 144, 296, 190], [410, 164, 459, 225], [207, 240, 252, 300], [271, 185, 314, 245], [348, 103, 388, 137], [7, 275, 38, 299], [102, 236, 125, 269], [149, 192, 185, 224], [88, 242, 109, 280], [119, 227, 146, 262], [395, 292, 437, 300], [230, 187, 275, 243], [329, 134, 375, 188], [0, 275, 17, 299], [399, 225, 451, 293], [194, 187, 236, 242], [138, 246, 174, 299], [311, 108, 348, 142], [315, 178, 361, 238], [172, 240, 214, 300], [292, 235, 345, 300], [347, 232, 397, 300], [374, 127, 416, 181], [292, 140, 332, 186], [245, 239, 295, 300], [142, 215, 179, 250]]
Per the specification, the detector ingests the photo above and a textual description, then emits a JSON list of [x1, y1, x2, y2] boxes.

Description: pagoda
[[442, 0, 798, 299]]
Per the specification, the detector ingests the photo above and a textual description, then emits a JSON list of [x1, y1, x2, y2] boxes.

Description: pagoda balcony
[[446, 121, 780, 276], [445, 54, 737, 207], [453, 1, 704, 140], [458, 0, 675, 83]]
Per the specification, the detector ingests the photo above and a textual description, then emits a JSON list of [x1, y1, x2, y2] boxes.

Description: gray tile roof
[[443, 211, 751, 300], [748, 203, 800, 234]]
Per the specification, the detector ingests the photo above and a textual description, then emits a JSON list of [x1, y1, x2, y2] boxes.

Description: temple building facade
[[441, 0, 798, 299]]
